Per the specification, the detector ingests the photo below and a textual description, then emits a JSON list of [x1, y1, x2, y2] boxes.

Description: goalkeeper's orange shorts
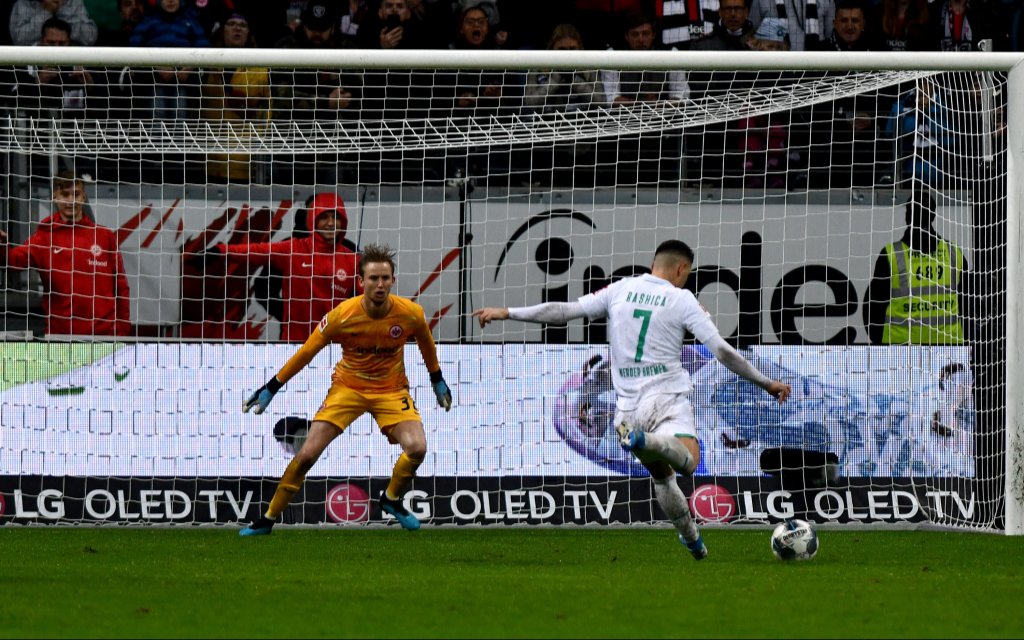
[[313, 384, 422, 441]]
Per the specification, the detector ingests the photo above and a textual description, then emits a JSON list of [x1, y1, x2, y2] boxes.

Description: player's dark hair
[[654, 239, 694, 264], [359, 243, 397, 277]]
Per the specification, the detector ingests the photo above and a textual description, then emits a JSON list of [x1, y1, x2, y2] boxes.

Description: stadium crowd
[[0, 0, 1006, 189], [1, 0, 1015, 55]]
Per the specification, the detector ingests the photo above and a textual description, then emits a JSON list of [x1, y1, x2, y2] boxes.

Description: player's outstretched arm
[[475, 302, 587, 327], [704, 335, 791, 404], [243, 326, 330, 415]]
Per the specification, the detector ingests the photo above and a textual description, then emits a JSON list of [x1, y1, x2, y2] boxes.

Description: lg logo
[[689, 484, 736, 523], [325, 484, 370, 523]]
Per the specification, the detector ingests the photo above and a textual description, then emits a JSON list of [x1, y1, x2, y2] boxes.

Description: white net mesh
[[0, 50, 1011, 531], [0, 69, 933, 153]]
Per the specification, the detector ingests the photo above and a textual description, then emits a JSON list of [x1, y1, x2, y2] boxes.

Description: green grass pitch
[[2, 528, 1022, 639]]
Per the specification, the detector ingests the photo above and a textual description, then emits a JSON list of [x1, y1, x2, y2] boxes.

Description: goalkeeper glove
[[243, 376, 283, 414], [430, 370, 452, 411]]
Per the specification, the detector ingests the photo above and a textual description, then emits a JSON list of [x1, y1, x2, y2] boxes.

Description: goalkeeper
[[474, 240, 791, 559], [239, 243, 452, 535]]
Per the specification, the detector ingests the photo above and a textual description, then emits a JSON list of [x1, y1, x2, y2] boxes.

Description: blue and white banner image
[[1, 344, 974, 478]]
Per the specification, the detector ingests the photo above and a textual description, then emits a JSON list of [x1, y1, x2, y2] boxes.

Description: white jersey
[[578, 273, 720, 411]]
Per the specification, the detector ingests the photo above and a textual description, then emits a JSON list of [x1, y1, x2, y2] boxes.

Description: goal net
[[0, 47, 1018, 533]]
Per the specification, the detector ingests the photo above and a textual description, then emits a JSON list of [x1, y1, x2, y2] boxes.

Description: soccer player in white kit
[[474, 240, 792, 559]]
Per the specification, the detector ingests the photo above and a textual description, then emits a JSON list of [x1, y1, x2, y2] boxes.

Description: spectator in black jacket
[[601, 11, 689, 105], [272, 2, 359, 122], [925, 0, 1003, 50], [807, 0, 886, 188], [815, 0, 872, 50], [683, 1, 756, 187], [689, 0, 755, 54], [271, 1, 360, 185], [10, 16, 102, 121], [443, 5, 515, 118], [357, 0, 434, 123]]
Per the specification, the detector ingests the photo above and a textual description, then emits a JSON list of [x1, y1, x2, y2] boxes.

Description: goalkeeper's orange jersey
[[275, 294, 440, 392]]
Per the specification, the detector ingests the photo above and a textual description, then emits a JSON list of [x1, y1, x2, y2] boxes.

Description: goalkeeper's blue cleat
[[681, 533, 708, 560], [239, 517, 275, 536], [380, 494, 421, 531]]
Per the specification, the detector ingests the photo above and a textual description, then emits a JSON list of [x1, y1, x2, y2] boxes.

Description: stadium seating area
[[0, 0, 1010, 189]]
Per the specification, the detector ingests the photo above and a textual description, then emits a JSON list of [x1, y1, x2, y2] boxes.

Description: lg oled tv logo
[[690, 484, 737, 523], [325, 483, 371, 523]]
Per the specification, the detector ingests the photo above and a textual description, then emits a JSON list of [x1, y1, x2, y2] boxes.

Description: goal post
[[1005, 62, 1024, 536], [0, 46, 1020, 534]]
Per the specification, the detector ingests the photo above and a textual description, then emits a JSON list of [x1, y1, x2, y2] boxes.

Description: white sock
[[653, 476, 700, 543], [642, 433, 697, 475]]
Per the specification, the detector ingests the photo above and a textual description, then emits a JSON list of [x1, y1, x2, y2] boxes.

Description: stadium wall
[[5, 186, 975, 344]]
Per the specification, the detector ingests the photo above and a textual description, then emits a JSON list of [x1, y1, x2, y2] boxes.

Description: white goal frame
[[0, 46, 1020, 534]]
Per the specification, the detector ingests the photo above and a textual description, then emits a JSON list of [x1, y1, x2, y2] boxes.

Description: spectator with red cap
[[0, 170, 131, 337], [196, 192, 360, 342]]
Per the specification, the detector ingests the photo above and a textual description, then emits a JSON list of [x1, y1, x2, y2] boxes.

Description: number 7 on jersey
[[633, 309, 652, 362]]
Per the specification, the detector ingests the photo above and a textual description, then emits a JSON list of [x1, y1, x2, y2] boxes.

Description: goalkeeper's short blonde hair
[[359, 243, 397, 277]]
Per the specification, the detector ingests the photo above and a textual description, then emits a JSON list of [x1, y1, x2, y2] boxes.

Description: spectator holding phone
[[356, 0, 429, 48], [358, 0, 433, 123]]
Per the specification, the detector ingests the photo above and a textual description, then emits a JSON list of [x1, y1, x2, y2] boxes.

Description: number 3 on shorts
[[401, 395, 417, 411]]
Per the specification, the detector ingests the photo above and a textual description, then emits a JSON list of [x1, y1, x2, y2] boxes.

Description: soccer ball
[[273, 416, 310, 455], [770, 519, 819, 561]]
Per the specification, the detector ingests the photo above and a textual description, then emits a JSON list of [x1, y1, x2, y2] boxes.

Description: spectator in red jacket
[[203, 192, 360, 342], [0, 171, 131, 337]]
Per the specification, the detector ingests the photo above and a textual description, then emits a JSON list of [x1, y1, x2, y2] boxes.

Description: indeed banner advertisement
[[1, 343, 974, 479], [30, 194, 972, 343], [0, 476, 982, 526]]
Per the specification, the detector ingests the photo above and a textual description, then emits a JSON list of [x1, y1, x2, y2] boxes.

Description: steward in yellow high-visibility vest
[[864, 187, 968, 345], [881, 239, 964, 344]]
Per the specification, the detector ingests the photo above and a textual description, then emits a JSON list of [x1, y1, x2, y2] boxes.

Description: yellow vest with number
[[882, 240, 964, 345]]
